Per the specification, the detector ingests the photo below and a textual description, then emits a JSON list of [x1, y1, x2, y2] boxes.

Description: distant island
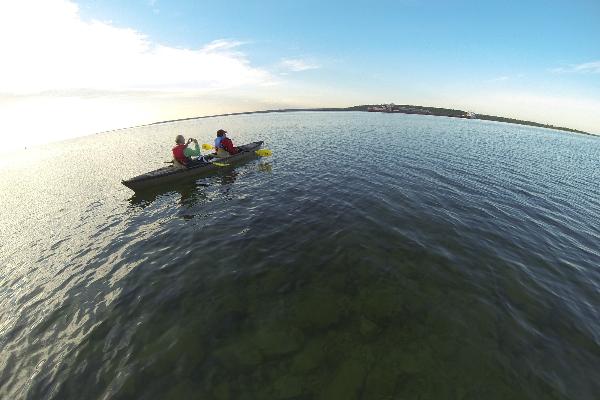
[[149, 103, 592, 136]]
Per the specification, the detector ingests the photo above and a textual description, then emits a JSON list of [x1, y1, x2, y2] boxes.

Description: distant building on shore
[[367, 105, 387, 112], [368, 103, 432, 115], [367, 103, 399, 112]]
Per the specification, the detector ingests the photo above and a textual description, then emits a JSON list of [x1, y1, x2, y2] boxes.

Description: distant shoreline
[[136, 104, 591, 136]]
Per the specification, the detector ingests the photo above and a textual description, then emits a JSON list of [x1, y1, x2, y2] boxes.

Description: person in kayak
[[214, 129, 240, 157], [172, 135, 205, 168]]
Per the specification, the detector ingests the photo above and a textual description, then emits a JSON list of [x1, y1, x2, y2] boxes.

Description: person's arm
[[184, 140, 201, 157]]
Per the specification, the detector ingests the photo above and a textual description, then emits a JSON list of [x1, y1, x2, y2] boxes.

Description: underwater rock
[[289, 337, 328, 373], [211, 382, 230, 400], [259, 268, 289, 293], [213, 339, 263, 370], [396, 345, 433, 374], [293, 292, 346, 329], [163, 379, 201, 399], [319, 358, 366, 400], [359, 317, 380, 338], [138, 330, 205, 380], [357, 285, 403, 322], [327, 271, 348, 292], [363, 362, 400, 399], [117, 374, 138, 398], [253, 326, 304, 357], [271, 375, 304, 399], [218, 291, 246, 314]]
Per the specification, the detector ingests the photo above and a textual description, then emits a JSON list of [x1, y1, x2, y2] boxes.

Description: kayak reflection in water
[[172, 134, 208, 168], [214, 129, 240, 158]]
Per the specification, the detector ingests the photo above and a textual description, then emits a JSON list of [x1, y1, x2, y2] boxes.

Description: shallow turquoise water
[[1, 112, 599, 399]]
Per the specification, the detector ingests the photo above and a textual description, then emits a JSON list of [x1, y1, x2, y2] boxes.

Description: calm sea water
[[1, 112, 599, 399]]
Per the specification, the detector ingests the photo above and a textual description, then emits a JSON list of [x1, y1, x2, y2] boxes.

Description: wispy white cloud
[[0, 0, 284, 150], [572, 61, 600, 73], [0, 0, 273, 95], [486, 74, 526, 83], [487, 76, 510, 82], [552, 61, 600, 74], [280, 58, 320, 72], [146, 0, 159, 15], [202, 39, 247, 52]]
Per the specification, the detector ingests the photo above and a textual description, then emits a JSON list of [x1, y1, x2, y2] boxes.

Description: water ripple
[[1, 112, 599, 399]]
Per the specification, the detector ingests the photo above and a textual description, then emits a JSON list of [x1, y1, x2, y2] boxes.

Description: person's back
[[220, 136, 238, 154], [172, 135, 189, 168], [214, 129, 238, 157], [172, 134, 202, 168]]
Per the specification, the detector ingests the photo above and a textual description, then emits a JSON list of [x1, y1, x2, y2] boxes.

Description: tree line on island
[[146, 104, 590, 136], [335, 104, 590, 135]]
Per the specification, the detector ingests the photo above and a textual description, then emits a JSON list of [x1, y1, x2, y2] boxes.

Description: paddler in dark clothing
[[172, 134, 205, 168], [214, 129, 240, 157]]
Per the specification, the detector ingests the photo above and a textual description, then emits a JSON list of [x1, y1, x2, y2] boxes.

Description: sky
[[1, 0, 599, 151]]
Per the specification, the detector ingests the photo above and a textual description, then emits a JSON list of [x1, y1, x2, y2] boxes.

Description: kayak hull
[[122, 141, 263, 191]]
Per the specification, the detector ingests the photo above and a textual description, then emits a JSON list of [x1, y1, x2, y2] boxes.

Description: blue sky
[[76, 0, 600, 87], [0, 0, 599, 150]]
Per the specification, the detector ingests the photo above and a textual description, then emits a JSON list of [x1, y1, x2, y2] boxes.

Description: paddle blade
[[202, 143, 214, 150], [255, 149, 272, 157], [213, 162, 229, 167]]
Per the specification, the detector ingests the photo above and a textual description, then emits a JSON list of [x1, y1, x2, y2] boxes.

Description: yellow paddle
[[202, 143, 273, 157], [255, 149, 273, 157]]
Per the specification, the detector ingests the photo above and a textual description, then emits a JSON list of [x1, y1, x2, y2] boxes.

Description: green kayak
[[121, 141, 263, 191]]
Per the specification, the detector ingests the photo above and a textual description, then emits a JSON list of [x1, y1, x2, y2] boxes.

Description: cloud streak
[[487, 76, 510, 82], [572, 61, 600, 73], [280, 58, 320, 72], [552, 61, 600, 74]]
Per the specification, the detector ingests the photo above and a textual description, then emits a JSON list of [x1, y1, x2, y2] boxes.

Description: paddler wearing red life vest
[[214, 129, 239, 158], [172, 134, 202, 168]]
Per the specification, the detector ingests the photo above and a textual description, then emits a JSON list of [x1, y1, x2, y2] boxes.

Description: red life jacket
[[172, 144, 188, 165], [221, 137, 238, 154]]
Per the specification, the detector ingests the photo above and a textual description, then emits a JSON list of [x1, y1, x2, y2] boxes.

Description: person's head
[[175, 134, 185, 144], [217, 129, 227, 137]]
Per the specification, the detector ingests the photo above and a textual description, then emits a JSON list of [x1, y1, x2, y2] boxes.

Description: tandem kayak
[[121, 141, 264, 191]]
